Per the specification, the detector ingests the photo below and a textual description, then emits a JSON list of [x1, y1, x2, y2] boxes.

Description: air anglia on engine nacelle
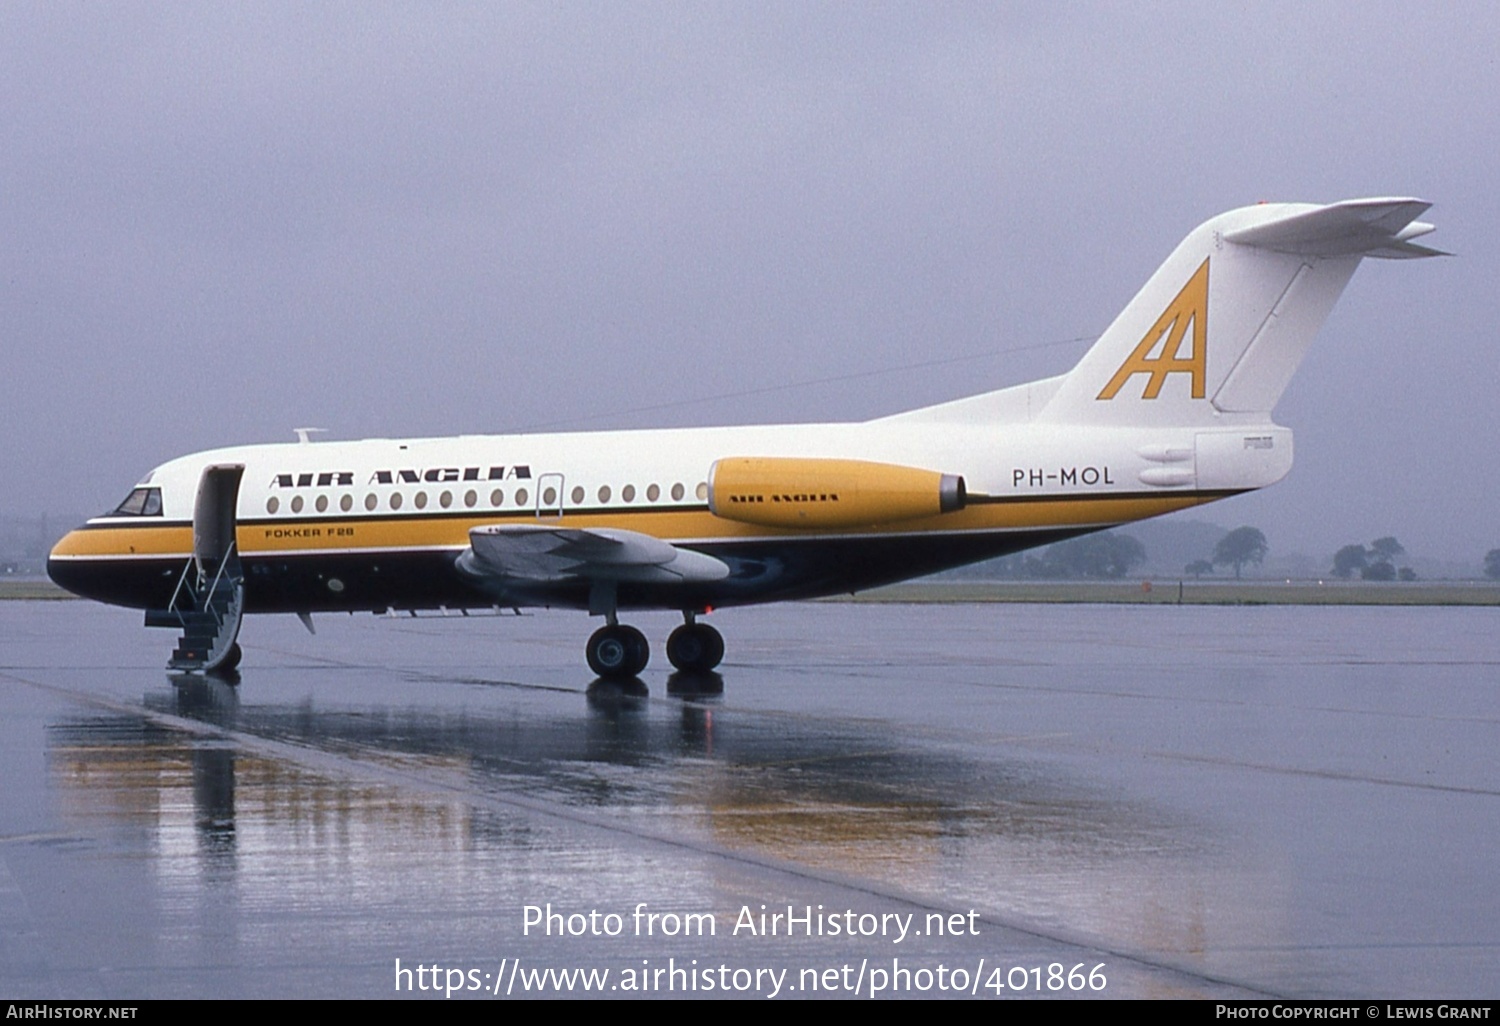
[[707, 457, 966, 530], [48, 198, 1440, 679]]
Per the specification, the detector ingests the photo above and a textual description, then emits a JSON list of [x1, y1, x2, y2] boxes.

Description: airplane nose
[[46, 523, 177, 609], [47, 528, 92, 599]]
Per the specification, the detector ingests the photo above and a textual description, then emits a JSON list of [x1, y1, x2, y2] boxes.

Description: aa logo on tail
[[1097, 258, 1209, 400]]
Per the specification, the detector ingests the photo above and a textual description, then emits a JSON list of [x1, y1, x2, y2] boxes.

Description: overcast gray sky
[[3, 2, 1496, 563]]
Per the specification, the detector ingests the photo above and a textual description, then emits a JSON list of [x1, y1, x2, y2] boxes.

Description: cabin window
[[315, 495, 328, 513], [542, 486, 557, 506], [490, 489, 504, 507], [514, 488, 529, 506], [671, 483, 685, 501], [440, 490, 453, 509], [622, 485, 636, 503], [465, 489, 477, 508], [646, 484, 660, 502], [290, 496, 304, 514], [112, 487, 163, 517], [364, 493, 378, 511], [598, 485, 611, 503], [414, 491, 428, 510], [390, 492, 403, 511], [266, 496, 279, 515], [696, 482, 708, 500], [341, 494, 353, 512]]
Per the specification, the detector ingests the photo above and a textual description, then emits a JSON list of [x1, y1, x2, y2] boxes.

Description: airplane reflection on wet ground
[[1, 600, 1496, 998]]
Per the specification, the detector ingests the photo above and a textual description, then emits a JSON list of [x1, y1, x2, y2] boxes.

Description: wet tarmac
[[1, 599, 1497, 999]]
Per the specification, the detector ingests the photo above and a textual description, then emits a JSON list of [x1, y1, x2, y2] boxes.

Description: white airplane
[[48, 198, 1441, 677]]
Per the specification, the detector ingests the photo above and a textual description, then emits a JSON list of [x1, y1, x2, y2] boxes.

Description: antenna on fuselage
[[293, 427, 327, 445]]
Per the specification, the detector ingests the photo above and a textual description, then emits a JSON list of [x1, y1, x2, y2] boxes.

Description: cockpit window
[[112, 487, 163, 516]]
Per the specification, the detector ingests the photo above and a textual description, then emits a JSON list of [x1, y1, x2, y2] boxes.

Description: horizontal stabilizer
[[1032, 196, 1439, 424], [1224, 198, 1446, 258], [458, 525, 730, 584]]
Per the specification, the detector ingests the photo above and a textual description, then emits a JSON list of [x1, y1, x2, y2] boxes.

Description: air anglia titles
[[270, 465, 532, 488]]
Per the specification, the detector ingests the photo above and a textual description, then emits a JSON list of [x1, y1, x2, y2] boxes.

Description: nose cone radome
[[46, 525, 134, 605], [46, 523, 177, 609], [47, 528, 89, 598]]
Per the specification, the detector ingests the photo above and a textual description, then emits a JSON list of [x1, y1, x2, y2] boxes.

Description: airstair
[[147, 547, 244, 671], [144, 465, 245, 673]]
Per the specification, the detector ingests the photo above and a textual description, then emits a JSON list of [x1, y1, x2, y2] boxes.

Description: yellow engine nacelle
[[707, 457, 966, 530]]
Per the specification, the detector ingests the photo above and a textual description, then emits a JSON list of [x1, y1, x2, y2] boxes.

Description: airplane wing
[[456, 525, 731, 584]]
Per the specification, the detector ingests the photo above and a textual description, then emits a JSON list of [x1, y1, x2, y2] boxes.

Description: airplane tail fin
[[1037, 198, 1441, 427]]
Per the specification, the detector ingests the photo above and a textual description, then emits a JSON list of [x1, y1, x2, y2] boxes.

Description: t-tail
[[1040, 197, 1442, 429]]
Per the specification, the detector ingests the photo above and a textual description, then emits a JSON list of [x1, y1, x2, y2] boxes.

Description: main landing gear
[[584, 611, 724, 678], [586, 624, 650, 677], [666, 619, 725, 673]]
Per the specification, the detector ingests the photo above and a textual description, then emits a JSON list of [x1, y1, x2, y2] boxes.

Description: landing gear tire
[[666, 623, 724, 672], [587, 625, 649, 678]]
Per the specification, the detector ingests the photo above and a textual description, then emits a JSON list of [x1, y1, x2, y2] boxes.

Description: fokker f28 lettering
[[48, 198, 1441, 678]]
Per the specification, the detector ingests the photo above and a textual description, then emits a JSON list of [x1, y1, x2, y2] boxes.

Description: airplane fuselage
[[48, 417, 1275, 616]]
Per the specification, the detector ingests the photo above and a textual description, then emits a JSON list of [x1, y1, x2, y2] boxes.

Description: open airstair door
[[150, 464, 246, 674], [194, 465, 244, 580]]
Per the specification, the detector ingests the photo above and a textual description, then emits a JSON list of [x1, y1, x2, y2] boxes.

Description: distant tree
[[1038, 532, 1147, 579], [1485, 549, 1500, 580], [1336, 537, 1410, 582], [1212, 526, 1268, 580], [1332, 544, 1368, 579], [1185, 559, 1214, 579]]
